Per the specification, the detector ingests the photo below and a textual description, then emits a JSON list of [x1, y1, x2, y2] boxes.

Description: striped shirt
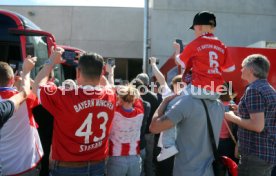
[[238, 79, 276, 164], [109, 99, 144, 156]]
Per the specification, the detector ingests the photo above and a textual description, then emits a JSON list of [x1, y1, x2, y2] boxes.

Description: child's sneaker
[[157, 145, 179, 161]]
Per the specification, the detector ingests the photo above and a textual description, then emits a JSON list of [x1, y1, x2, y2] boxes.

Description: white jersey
[[0, 89, 43, 175]]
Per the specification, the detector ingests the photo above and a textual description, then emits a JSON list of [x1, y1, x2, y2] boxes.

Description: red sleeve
[[221, 47, 235, 72], [26, 92, 39, 109], [133, 98, 144, 113], [38, 83, 61, 116], [178, 43, 195, 69]]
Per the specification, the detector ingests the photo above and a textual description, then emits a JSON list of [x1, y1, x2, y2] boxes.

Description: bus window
[[27, 36, 63, 85], [0, 13, 22, 66]]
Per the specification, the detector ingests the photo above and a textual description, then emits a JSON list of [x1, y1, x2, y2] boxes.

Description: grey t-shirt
[[165, 94, 224, 176]]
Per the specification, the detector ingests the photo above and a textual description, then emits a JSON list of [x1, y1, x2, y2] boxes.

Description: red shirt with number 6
[[176, 33, 235, 92], [38, 84, 116, 161]]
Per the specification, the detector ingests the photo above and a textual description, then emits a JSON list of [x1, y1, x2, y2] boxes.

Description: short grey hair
[[136, 73, 150, 86], [242, 54, 270, 79]]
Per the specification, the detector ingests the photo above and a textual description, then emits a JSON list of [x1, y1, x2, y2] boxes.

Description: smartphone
[[9, 63, 17, 73], [224, 105, 230, 112], [16, 62, 23, 73], [62, 51, 76, 61], [9, 62, 22, 75], [107, 58, 115, 66], [26, 43, 35, 56], [175, 39, 184, 53], [224, 105, 235, 112]]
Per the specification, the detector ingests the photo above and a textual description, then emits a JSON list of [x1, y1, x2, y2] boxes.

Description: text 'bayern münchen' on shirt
[[38, 84, 116, 162]]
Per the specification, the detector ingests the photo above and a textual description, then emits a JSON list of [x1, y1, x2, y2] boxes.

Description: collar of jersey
[[201, 32, 214, 37], [0, 87, 17, 92], [121, 106, 134, 112], [79, 85, 102, 90]]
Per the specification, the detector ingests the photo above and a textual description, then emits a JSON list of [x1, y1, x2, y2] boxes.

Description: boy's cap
[[189, 11, 216, 30]]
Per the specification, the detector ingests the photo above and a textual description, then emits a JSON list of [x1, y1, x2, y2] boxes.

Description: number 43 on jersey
[[75, 112, 108, 144]]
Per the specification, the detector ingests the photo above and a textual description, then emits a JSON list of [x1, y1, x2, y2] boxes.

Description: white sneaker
[[157, 145, 179, 162]]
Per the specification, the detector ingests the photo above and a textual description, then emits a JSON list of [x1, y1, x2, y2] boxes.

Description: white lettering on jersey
[[208, 51, 221, 75], [75, 112, 108, 144], [197, 44, 225, 54], [79, 141, 102, 152], [73, 99, 114, 113]]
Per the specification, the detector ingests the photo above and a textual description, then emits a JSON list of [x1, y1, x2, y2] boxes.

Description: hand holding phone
[[149, 57, 159, 65], [175, 39, 184, 53], [107, 58, 115, 66]]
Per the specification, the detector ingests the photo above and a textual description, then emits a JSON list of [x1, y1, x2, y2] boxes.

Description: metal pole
[[143, 0, 149, 73]]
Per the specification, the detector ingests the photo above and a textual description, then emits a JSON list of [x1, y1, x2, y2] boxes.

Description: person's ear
[[9, 78, 15, 87]]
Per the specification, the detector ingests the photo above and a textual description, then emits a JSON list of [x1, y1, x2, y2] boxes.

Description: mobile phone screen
[[224, 105, 230, 112], [62, 51, 76, 61]]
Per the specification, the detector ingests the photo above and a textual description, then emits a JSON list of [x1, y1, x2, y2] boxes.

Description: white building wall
[[2, 5, 144, 59], [150, 0, 276, 65], [2, 0, 276, 67]]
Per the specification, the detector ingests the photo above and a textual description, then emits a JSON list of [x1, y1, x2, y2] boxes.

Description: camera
[[175, 39, 184, 53]]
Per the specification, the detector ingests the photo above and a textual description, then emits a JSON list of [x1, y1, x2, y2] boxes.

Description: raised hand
[[50, 46, 64, 65], [149, 57, 157, 65], [173, 42, 181, 55], [23, 55, 37, 74]]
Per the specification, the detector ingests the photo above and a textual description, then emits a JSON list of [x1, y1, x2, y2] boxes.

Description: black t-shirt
[[0, 100, 15, 129]]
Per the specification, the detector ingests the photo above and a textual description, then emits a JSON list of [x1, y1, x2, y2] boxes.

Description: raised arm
[[9, 56, 36, 110], [149, 57, 167, 87], [32, 47, 64, 96], [106, 63, 116, 86]]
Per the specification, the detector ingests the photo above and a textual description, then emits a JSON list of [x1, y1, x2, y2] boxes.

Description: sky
[[0, 0, 144, 8]]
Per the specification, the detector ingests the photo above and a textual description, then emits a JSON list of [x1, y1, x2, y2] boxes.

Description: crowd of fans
[[0, 10, 275, 176]]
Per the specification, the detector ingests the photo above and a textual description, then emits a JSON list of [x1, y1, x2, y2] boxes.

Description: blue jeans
[[140, 148, 146, 176], [161, 127, 177, 148], [107, 155, 141, 176], [50, 161, 105, 176]]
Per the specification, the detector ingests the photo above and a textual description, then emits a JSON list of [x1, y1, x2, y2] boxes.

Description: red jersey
[[38, 84, 116, 161], [109, 99, 144, 156], [177, 33, 235, 92]]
